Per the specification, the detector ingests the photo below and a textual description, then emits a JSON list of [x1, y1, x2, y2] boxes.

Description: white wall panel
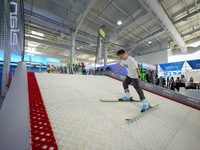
[[168, 49, 200, 62], [134, 50, 168, 65]]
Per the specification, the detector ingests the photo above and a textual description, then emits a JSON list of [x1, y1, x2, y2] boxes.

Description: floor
[[35, 73, 200, 150]]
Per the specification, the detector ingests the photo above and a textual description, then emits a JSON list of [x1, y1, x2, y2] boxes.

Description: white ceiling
[[24, 0, 200, 63]]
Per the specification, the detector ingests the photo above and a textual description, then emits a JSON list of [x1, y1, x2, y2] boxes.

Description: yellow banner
[[99, 28, 105, 38]]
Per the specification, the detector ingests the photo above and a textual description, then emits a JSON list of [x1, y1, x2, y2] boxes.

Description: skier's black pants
[[123, 76, 145, 100]]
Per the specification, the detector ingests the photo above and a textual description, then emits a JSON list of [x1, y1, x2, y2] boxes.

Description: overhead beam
[[25, 36, 116, 62], [25, 51, 94, 63], [24, 14, 98, 46], [171, 3, 200, 20], [89, 8, 116, 26], [74, 0, 98, 35], [25, 36, 96, 55], [129, 28, 165, 50], [182, 0, 189, 14], [128, 4, 199, 50], [25, 36, 117, 60], [109, 11, 147, 40], [24, 1, 72, 27], [73, 0, 97, 64], [24, 9, 70, 32], [24, 9, 100, 43], [185, 35, 200, 44], [114, 4, 199, 50], [24, 8, 99, 41], [136, 28, 164, 43], [195, 0, 198, 11], [173, 7, 200, 24], [158, 0, 165, 3], [137, 0, 187, 53], [68, 0, 85, 8], [108, 0, 161, 42], [173, 46, 200, 55], [181, 28, 200, 37], [130, 41, 169, 55]]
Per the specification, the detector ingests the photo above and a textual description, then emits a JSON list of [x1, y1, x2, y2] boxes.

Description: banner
[[95, 25, 106, 66], [159, 62, 184, 71], [187, 59, 200, 69], [0, 0, 24, 56]]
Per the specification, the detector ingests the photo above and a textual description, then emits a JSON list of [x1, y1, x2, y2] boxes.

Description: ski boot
[[119, 92, 132, 101], [141, 99, 151, 112]]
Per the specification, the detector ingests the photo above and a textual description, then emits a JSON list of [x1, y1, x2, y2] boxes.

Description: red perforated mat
[[28, 72, 58, 150]]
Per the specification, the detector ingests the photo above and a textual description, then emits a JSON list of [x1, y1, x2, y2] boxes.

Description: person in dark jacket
[[169, 77, 175, 91]]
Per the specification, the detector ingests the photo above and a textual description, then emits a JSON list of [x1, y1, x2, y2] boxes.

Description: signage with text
[[0, 0, 24, 55], [187, 59, 200, 69], [160, 62, 184, 71]]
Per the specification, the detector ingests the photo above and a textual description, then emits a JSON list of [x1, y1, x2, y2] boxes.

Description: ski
[[100, 97, 141, 103], [125, 104, 159, 122]]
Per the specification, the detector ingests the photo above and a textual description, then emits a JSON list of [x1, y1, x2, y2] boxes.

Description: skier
[[114, 49, 150, 112]]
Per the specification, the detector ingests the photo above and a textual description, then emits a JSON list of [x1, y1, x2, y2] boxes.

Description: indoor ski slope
[[35, 73, 200, 150]]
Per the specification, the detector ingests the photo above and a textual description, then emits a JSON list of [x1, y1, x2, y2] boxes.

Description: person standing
[[169, 77, 175, 91], [175, 77, 181, 91], [180, 74, 187, 87], [114, 50, 150, 112], [67, 61, 73, 74], [167, 76, 170, 89]]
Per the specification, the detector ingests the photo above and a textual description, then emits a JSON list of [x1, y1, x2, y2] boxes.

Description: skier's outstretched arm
[[114, 65, 121, 74]]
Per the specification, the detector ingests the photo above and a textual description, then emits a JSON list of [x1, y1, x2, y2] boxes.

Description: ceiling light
[[25, 50, 42, 55], [117, 20, 122, 25], [77, 47, 80, 49], [148, 41, 152, 44], [187, 41, 200, 47], [26, 47, 42, 55], [27, 47, 36, 51], [28, 41, 38, 47], [26, 34, 44, 40], [31, 31, 44, 37]]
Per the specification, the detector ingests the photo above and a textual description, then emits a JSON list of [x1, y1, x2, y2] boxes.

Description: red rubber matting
[[28, 72, 58, 150]]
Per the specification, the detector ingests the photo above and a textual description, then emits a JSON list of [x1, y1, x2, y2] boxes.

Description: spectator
[[67, 62, 73, 74], [180, 74, 186, 88], [146, 73, 150, 83], [180, 74, 187, 83], [189, 77, 194, 83], [169, 77, 175, 91], [175, 77, 181, 92], [75, 64, 78, 72], [167, 76, 170, 89], [73, 64, 76, 73], [106, 67, 111, 71], [155, 74, 159, 86], [159, 76, 164, 87], [163, 77, 166, 88], [187, 77, 196, 89]]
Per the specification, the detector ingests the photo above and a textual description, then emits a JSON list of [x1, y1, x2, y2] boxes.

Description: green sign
[[99, 28, 105, 38]]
